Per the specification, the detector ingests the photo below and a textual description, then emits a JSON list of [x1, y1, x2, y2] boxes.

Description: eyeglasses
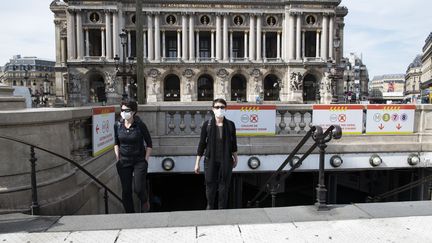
[[121, 109, 132, 112], [213, 106, 226, 109]]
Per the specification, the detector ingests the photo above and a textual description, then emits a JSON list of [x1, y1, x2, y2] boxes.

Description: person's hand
[[232, 156, 238, 168], [194, 163, 200, 174]]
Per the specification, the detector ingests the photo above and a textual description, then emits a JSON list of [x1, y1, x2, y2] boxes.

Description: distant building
[[1, 55, 55, 106], [421, 32, 432, 103], [50, 0, 349, 106], [404, 55, 422, 103], [343, 53, 369, 103], [369, 74, 405, 104]]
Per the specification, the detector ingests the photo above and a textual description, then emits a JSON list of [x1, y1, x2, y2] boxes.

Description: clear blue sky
[[0, 0, 430, 79]]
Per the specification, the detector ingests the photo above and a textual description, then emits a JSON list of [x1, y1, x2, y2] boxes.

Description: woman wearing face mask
[[195, 98, 238, 209], [114, 100, 152, 213]]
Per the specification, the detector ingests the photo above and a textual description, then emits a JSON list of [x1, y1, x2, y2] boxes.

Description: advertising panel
[[312, 105, 364, 135], [92, 107, 116, 156], [366, 105, 415, 134], [226, 105, 276, 136]]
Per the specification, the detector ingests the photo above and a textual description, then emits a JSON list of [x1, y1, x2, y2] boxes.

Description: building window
[[165, 32, 177, 58], [200, 15, 210, 25], [231, 74, 247, 101], [232, 32, 244, 58], [199, 32, 211, 58], [267, 16, 277, 26], [164, 74, 180, 101], [90, 12, 100, 23], [166, 15, 177, 25], [265, 32, 277, 58], [264, 74, 280, 101], [305, 31, 317, 57], [233, 15, 243, 26], [197, 75, 214, 101], [88, 29, 102, 56], [131, 15, 136, 24]]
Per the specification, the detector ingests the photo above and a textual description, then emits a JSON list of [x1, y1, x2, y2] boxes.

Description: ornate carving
[[104, 71, 118, 93], [68, 73, 82, 94], [182, 68, 195, 79], [250, 68, 262, 78], [290, 72, 303, 91], [216, 69, 229, 79], [148, 68, 161, 78]]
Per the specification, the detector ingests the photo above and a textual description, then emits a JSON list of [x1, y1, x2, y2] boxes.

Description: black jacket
[[114, 116, 152, 165]]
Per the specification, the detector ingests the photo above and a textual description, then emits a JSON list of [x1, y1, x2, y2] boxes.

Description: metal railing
[[0, 135, 122, 215], [247, 125, 342, 210]]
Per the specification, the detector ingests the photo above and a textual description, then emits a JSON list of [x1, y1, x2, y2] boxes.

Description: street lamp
[[114, 29, 134, 100], [43, 74, 50, 106]]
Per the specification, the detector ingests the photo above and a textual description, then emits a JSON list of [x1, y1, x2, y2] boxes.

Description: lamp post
[[114, 29, 134, 100], [43, 74, 50, 106]]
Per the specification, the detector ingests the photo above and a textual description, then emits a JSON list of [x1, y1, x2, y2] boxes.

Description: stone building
[[369, 74, 405, 104], [50, 0, 348, 106], [1, 55, 56, 106], [342, 53, 369, 103], [421, 32, 432, 104], [404, 55, 422, 103]]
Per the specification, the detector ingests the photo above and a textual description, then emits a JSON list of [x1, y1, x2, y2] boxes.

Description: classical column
[[105, 11, 112, 59], [229, 30, 233, 60], [211, 30, 215, 60], [302, 30, 305, 58], [61, 37, 66, 64], [162, 30, 166, 59], [288, 13, 295, 60], [66, 10, 76, 60], [249, 14, 255, 61], [127, 31, 131, 57], [113, 10, 119, 58], [296, 14, 302, 60], [189, 14, 195, 61], [244, 30, 248, 59], [262, 31, 266, 60], [328, 15, 334, 60], [215, 14, 222, 60], [101, 28, 106, 57], [143, 31, 147, 58], [85, 28, 89, 56], [118, 9, 124, 58], [277, 31, 281, 59], [54, 20, 62, 64], [223, 14, 229, 61], [177, 29, 181, 59], [316, 30, 320, 58], [256, 15, 262, 61], [76, 11, 84, 59], [182, 14, 188, 61], [321, 14, 328, 60], [154, 14, 161, 61], [196, 31, 200, 59], [147, 14, 154, 61], [282, 14, 286, 60]]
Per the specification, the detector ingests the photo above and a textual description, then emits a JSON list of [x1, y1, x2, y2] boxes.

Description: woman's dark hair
[[212, 98, 227, 107], [121, 100, 138, 112]]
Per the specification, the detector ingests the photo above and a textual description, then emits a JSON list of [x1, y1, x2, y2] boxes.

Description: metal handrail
[[0, 135, 122, 215], [247, 125, 342, 209]]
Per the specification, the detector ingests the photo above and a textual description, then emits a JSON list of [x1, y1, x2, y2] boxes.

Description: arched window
[[231, 74, 247, 101], [263, 74, 280, 101], [89, 73, 106, 103], [197, 75, 213, 101], [303, 74, 318, 103], [164, 74, 181, 101]]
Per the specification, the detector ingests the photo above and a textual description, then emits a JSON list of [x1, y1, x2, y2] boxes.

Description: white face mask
[[121, 111, 132, 120], [213, 108, 226, 118]]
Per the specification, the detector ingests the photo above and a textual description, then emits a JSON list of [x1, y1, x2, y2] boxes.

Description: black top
[[197, 119, 237, 158], [114, 116, 152, 164]]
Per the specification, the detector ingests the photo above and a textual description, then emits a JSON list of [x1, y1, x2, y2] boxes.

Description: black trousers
[[116, 160, 148, 213], [204, 160, 232, 209]]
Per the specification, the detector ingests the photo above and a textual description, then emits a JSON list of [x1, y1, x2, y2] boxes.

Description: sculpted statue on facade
[[148, 68, 161, 95], [104, 71, 118, 93], [68, 73, 81, 94], [290, 72, 303, 91], [182, 69, 195, 95]]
